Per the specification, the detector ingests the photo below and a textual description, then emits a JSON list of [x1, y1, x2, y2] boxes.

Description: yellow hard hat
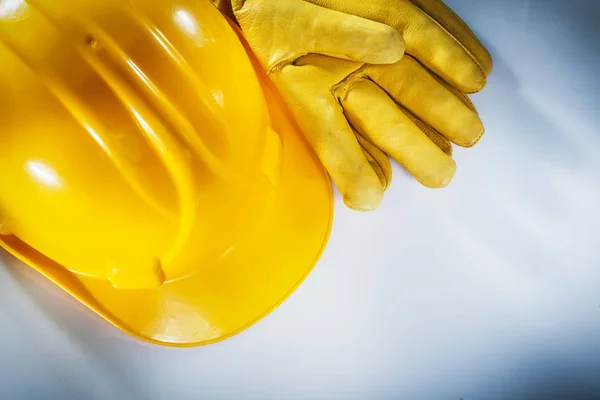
[[0, 0, 332, 346]]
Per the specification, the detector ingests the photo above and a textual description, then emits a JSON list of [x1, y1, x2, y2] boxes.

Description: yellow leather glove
[[215, 0, 492, 211]]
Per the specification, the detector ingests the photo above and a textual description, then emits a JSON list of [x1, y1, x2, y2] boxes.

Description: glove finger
[[429, 69, 477, 112], [426, 69, 485, 148], [354, 130, 392, 191], [304, 0, 485, 93], [274, 64, 385, 211], [296, 0, 404, 64], [338, 79, 456, 189], [409, 0, 493, 76], [400, 2, 486, 93], [399, 107, 453, 156], [365, 56, 484, 148], [233, 0, 404, 66]]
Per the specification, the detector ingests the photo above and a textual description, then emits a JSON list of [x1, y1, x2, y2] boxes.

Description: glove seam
[[330, 65, 369, 103], [353, 127, 391, 190], [395, 55, 484, 147]]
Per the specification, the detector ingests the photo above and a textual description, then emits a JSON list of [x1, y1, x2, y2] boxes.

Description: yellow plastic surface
[[0, 0, 332, 346]]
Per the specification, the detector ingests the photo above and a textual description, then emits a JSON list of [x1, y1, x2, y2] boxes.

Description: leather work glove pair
[[214, 0, 492, 211]]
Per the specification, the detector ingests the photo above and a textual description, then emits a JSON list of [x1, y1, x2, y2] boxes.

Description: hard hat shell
[[0, 0, 332, 346]]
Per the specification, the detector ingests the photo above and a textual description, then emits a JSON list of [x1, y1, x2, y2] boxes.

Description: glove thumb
[[231, 0, 405, 68]]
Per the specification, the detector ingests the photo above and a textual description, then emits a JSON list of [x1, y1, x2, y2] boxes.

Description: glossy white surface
[[1, 0, 599, 398]]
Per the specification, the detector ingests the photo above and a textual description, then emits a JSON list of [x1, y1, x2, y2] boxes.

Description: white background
[[1, 0, 599, 399]]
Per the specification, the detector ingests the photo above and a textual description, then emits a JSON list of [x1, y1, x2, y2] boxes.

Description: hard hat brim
[[0, 57, 333, 348]]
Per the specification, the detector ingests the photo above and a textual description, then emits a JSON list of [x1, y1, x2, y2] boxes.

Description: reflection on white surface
[[25, 161, 62, 188], [1, 0, 600, 399]]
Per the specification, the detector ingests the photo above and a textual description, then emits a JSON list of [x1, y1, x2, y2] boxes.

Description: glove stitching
[[328, 66, 392, 192], [394, 55, 484, 147], [424, 65, 485, 147], [353, 128, 391, 190], [396, 103, 454, 156]]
